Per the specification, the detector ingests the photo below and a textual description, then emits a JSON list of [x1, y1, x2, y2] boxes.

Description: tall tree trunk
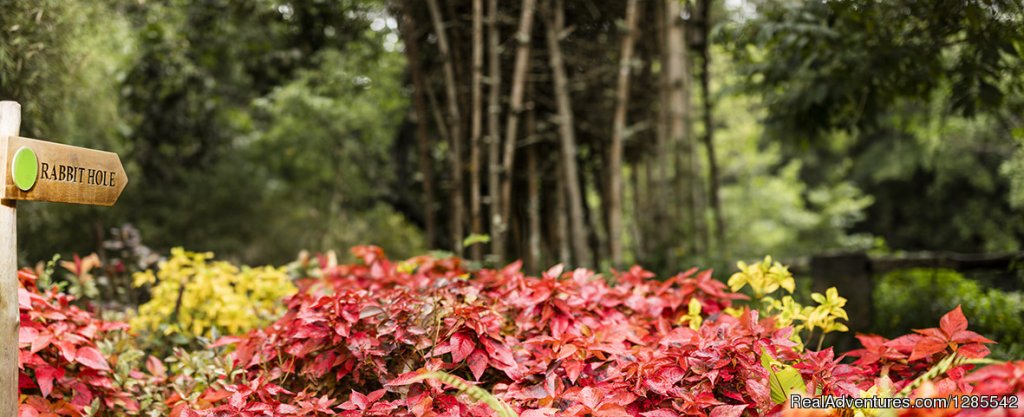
[[469, 0, 484, 260], [486, 0, 502, 260], [655, 0, 673, 266], [543, 0, 592, 267], [426, 0, 465, 256], [630, 163, 644, 262], [497, 0, 537, 263], [555, 159, 571, 265], [525, 83, 541, 271], [699, 0, 725, 258], [676, 13, 707, 257], [608, 0, 639, 267], [526, 144, 541, 272], [398, 8, 437, 248], [664, 0, 703, 261]]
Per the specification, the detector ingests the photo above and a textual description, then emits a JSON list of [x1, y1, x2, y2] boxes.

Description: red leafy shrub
[[18, 246, 1022, 416], [846, 306, 996, 395], [182, 246, 1023, 416], [16, 269, 140, 416]]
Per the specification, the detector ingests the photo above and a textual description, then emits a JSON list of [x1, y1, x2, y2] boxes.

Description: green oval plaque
[[11, 146, 38, 191]]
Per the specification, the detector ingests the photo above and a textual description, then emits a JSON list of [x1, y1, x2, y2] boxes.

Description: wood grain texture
[[2, 136, 127, 206], [0, 100, 21, 417]]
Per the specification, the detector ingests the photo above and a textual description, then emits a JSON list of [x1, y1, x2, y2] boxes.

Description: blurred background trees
[[1, 0, 1022, 276]]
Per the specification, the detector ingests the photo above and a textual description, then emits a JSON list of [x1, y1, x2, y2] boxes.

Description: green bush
[[873, 268, 1024, 359]]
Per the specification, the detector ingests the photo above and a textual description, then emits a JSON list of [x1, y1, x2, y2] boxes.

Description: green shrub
[[873, 268, 1024, 359]]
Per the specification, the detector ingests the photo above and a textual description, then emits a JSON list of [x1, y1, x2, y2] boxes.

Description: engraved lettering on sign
[[40, 162, 118, 187]]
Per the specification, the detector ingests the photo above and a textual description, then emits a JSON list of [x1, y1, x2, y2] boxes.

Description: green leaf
[[462, 234, 491, 248], [761, 349, 806, 404]]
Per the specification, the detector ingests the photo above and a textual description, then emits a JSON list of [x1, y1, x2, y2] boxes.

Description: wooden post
[[0, 100, 21, 417], [0, 100, 127, 414]]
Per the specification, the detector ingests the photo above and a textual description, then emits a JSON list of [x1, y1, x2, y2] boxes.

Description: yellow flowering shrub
[[727, 255, 850, 350], [131, 248, 296, 339], [727, 256, 796, 298]]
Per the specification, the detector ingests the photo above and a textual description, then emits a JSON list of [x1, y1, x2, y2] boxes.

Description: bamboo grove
[[396, 0, 724, 271]]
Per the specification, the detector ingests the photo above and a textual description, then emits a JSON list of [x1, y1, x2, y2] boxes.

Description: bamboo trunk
[[699, 0, 726, 258], [664, 0, 704, 261], [608, 0, 639, 267], [525, 82, 541, 271], [486, 0, 502, 260], [426, 0, 465, 256], [544, 0, 592, 267], [654, 0, 672, 266], [555, 159, 571, 265], [399, 9, 437, 247], [527, 145, 541, 272], [470, 0, 484, 260], [498, 0, 537, 263]]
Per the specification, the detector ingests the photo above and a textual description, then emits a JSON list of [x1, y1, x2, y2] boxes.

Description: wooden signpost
[[0, 101, 128, 416]]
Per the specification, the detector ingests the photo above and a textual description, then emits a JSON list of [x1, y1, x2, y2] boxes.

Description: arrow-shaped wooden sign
[[1, 135, 128, 206], [0, 100, 129, 416]]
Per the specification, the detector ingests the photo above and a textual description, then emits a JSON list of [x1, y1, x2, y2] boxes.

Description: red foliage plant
[[16, 269, 139, 417], [181, 246, 1022, 417], [13, 246, 1023, 416]]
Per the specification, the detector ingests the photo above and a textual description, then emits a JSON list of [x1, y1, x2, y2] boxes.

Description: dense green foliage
[[726, 0, 1024, 253], [1, 0, 428, 265], [2, 0, 1022, 289], [874, 268, 1024, 359]]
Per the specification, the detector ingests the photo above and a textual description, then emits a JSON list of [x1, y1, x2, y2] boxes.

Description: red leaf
[[909, 337, 948, 362], [939, 305, 968, 338], [209, 336, 242, 348], [229, 392, 244, 409], [366, 388, 386, 403], [556, 344, 578, 361], [72, 381, 95, 406], [467, 349, 488, 381], [450, 332, 475, 363], [594, 403, 630, 417], [482, 338, 515, 368], [30, 333, 52, 354], [17, 404, 38, 417], [544, 264, 565, 279], [202, 389, 232, 403], [885, 334, 921, 354], [57, 340, 77, 363], [579, 387, 600, 410], [18, 289, 32, 310], [387, 370, 426, 386], [408, 392, 433, 417], [640, 410, 677, 417], [956, 343, 991, 359], [74, 346, 110, 371], [18, 327, 38, 346], [146, 355, 166, 377], [350, 390, 369, 409], [35, 366, 61, 398], [711, 404, 747, 417], [950, 330, 995, 345]]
